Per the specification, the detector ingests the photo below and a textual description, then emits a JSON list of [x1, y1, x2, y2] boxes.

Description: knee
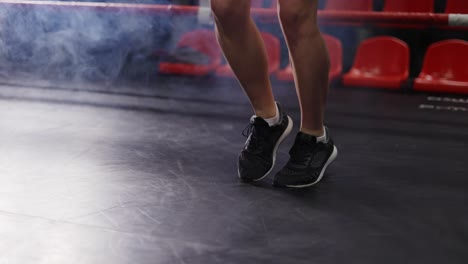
[[211, 0, 250, 24], [277, 0, 318, 30]]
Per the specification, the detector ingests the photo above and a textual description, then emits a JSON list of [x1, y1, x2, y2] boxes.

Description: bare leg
[[278, 0, 329, 136], [211, 0, 276, 119]]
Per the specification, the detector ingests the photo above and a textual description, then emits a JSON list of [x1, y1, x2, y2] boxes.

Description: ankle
[[300, 127, 324, 137], [254, 105, 277, 120], [301, 127, 327, 143], [255, 103, 281, 127]]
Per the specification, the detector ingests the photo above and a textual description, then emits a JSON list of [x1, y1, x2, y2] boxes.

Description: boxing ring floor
[[0, 77, 467, 263]]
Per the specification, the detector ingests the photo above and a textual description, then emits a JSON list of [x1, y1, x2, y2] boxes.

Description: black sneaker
[[238, 102, 293, 182], [273, 128, 338, 188]]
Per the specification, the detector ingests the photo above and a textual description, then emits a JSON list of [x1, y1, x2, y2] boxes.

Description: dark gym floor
[[0, 77, 467, 264]]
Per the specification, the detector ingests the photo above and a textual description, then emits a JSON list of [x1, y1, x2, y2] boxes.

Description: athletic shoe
[[273, 128, 337, 188], [238, 102, 293, 182]]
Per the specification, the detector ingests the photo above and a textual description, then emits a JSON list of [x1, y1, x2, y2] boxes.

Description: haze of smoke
[[0, 2, 172, 84]]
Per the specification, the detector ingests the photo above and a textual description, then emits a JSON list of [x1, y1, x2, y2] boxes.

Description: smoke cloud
[[0, 2, 173, 84]]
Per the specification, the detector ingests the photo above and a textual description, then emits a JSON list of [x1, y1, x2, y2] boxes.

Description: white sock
[[263, 105, 280, 127], [316, 128, 327, 143]]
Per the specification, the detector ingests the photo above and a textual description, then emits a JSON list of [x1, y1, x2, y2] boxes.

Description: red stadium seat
[[383, 0, 434, 12], [343, 36, 409, 90], [159, 29, 222, 76], [276, 34, 343, 82], [445, 0, 468, 13], [324, 0, 373, 11], [414, 40, 468, 94], [215, 32, 280, 78]]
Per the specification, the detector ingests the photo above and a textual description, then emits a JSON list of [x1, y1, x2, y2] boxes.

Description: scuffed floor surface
[[0, 79, 467, 264]]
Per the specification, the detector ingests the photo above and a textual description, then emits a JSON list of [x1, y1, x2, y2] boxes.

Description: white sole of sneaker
[[284, 145, 338, 188], [238, 116, 293, 182]]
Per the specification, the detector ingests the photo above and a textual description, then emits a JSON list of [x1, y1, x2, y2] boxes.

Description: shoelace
[[242, 122, 264, 153], [242, 123, 255, 137]]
